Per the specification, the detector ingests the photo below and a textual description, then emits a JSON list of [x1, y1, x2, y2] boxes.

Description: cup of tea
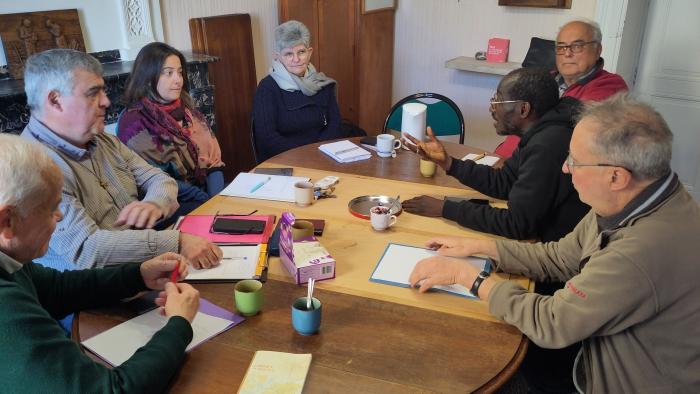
[[294, 181, 314, 207], [234, 279, 263, 316], [376, 133, 402, 158], [291, 296, 322, 335], [420, 159, 437, 178], [370, 205, 397, 231]]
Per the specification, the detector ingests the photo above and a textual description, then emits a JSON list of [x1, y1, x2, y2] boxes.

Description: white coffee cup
[[294, 181, 314, 207], [370, 205, 397, 231], [376, 134, 402, 158]]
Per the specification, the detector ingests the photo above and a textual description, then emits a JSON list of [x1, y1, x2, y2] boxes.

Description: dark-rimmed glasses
[[555, 41, 599, 55], [564, 153, 633, 174]]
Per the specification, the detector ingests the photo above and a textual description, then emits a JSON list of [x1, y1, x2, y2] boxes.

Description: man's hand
[[155, 282, 200, 323], [114, 201, 164, 229], [408, 255, 477, 293], [401, 126, 453, 170], [140, 252, 189, 289], [425, 236, 500, 260], [402, 195, 445, 217], [179, 233, 223, 269]]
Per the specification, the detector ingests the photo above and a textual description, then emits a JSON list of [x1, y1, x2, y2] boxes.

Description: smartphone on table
[[211, 218, 266, 235]]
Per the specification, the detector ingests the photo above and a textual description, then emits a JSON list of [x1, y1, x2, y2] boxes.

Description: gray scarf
[[269, 59, 336, 96]]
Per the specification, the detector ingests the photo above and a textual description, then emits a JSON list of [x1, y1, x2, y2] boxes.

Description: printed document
[[186, 245, 261, 280]]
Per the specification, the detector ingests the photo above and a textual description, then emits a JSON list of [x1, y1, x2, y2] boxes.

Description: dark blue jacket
[[252, 75, 344, 162]]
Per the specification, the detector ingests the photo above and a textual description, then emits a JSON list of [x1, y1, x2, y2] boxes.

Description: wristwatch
[[470, 270, 491, 298]]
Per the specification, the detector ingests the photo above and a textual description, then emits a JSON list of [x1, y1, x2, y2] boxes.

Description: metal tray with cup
[[348, 195, 402, 220]]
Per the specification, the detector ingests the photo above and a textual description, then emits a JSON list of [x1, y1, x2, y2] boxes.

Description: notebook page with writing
[[219, 173, 310, 202]]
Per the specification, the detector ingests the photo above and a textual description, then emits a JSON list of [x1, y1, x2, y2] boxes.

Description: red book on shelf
[[486, 38, 510, 63]]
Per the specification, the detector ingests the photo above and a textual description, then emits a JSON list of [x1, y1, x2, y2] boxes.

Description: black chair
[[383, 92, 465, 144]]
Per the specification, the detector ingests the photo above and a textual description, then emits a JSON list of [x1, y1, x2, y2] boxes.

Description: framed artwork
[[362, 0, 397, 14], [498, 0, 571, 8], [0, 9, 86, 79]]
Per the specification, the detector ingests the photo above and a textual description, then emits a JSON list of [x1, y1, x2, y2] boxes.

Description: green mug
[[234, 279, 263, 316]]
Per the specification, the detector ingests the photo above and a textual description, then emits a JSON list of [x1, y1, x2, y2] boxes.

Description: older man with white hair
[[0, 134, 200, 392], [496, 19, 628, 159], [20, 48, 221, 271], [410, 95, 700, 393]]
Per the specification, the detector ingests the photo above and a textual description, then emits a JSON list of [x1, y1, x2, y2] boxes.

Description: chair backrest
[[383, 92, 465, 144], [250, 117, 260, 165]]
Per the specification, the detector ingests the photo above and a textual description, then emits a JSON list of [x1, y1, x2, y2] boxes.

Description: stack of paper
[[81, 299, 243, 366], [370, 243, 491, 299], [318, 140, 371, 163], [219, 173, 310, 202], [462, 153, 500, 167], [238, 351, 312, 394]]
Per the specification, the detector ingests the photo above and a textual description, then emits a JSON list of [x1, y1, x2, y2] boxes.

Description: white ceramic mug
[[294, 181, 314, 207], [376, 134, 402, 158], [370, 205, 397, 231]]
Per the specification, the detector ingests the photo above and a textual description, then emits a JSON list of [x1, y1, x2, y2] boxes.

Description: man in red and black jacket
[[496, 19, 628, 159]]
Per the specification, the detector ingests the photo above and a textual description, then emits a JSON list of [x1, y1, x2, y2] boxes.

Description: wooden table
[[77, 139, 530, 393]]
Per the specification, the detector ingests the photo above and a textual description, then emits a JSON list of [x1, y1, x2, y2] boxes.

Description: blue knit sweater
[[252, 75, 345, 162]]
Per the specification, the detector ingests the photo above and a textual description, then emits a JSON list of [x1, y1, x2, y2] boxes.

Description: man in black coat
[[403, 67, 589, 243]]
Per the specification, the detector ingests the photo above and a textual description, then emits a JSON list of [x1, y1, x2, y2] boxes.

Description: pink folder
[[177, 215, 275, 244]]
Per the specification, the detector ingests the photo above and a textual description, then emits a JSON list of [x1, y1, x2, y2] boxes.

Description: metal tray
[[348, 195, 402, 220]]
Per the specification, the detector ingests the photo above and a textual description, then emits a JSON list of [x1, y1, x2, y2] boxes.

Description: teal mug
[[291, 297, 322, 335]]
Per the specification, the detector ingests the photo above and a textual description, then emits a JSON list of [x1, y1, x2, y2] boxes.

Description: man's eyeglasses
[[280, 48, 310, 60], [555, 41, 599, 55], [490, 96, 523, 111], [564, 153, 633, 174]]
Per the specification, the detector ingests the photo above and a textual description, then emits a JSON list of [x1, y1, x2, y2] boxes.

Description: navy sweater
[[252, 75, 345, 162], [442, 97, 589, 242]]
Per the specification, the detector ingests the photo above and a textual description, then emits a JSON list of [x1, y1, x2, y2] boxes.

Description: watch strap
[[470, 270, 490, 298]]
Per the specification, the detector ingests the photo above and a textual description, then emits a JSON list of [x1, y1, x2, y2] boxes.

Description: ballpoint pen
[[170, 260, 180, 283], [335, 146, 360, 155], [249, 176, 271, 193], [471, 152, 487, 162]]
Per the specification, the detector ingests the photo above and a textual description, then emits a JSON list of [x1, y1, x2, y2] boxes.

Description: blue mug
[[291, 297, 322, 336]]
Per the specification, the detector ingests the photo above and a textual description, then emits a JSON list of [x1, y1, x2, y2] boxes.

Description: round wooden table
[[77, 139, 529, 393]]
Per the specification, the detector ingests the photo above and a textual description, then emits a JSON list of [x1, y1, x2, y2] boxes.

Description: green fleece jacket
[[490, 184, 700, 393], [0, 255, 193, 393]]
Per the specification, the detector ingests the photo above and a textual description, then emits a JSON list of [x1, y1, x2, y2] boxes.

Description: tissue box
[[279, 212, 336, 285]]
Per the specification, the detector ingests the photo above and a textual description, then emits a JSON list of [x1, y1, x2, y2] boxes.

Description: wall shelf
[[445, 56, 520, 76]]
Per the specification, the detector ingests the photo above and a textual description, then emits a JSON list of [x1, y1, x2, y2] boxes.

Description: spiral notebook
[[319, 140, 371, 163]]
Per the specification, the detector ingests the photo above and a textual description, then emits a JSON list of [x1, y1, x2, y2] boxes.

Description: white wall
[[393, 0, 597, 151], [0, 0, 163, 64], [159, 0, 278, 83]]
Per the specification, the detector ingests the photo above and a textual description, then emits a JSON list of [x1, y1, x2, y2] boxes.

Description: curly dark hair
[[499, 67, 559, 117]]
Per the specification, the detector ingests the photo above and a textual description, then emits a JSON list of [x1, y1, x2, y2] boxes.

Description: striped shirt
[[22, 116, 180, 271]]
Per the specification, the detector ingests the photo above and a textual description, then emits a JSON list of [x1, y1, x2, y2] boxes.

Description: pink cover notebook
[[177, 215, 275, 244]]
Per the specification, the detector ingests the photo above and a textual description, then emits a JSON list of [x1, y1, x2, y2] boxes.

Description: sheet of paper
[[461, 153, 500, 167], [81, 299, 242, 366], [370, 243, 490, 298], [219, 173, 310, 202], [186, 245, 261, 280], [238, 351, 312, 394]]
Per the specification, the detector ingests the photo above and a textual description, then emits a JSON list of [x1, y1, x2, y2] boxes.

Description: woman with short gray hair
[[252, 20, 348, 162]]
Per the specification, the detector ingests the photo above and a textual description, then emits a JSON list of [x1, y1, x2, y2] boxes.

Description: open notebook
[[462, 153, 500, 167], [220, 173, 310, 202], [81, 299, 243, 366], [370, 243, 491, 299]]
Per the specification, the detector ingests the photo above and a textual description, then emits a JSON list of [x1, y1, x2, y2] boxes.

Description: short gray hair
[[559, 19, 603, 43], [0, 134, 62, 217], [579, 94, 673, 181], [24, 49, 102, 117], [274, 20, 311, 53]]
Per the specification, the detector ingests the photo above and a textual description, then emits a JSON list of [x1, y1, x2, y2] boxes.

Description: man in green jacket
[[0, 134, 200, 392], [409, 95, 700, 393]]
